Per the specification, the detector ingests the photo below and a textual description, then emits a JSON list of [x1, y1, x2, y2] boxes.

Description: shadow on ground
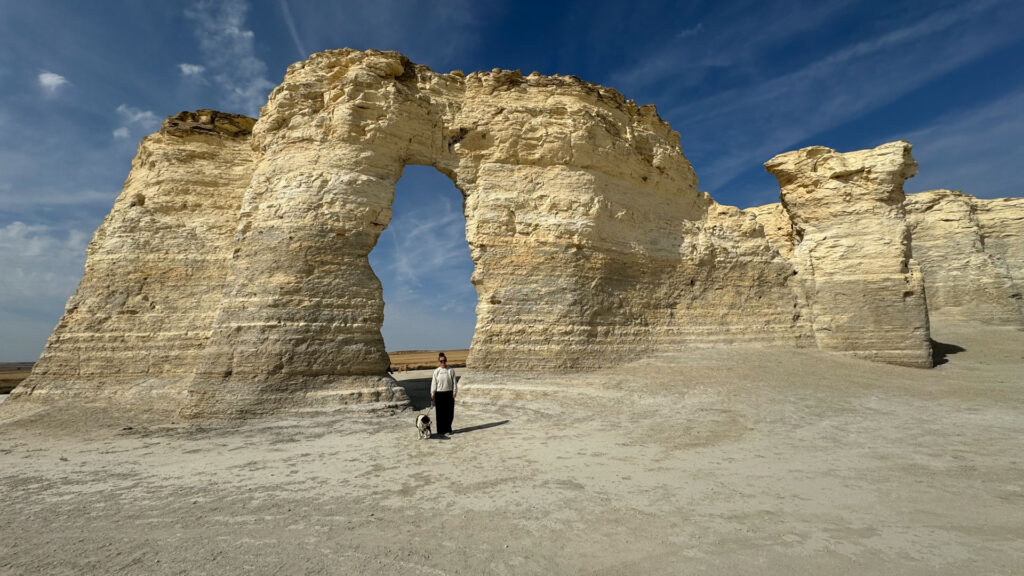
[[931, 339, 966, 366], [453, 420, 509, 435]]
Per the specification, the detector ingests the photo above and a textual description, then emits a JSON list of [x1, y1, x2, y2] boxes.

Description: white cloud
[[37, 70, 68, 95], [0, 221, 90, 361], [113, 104, 162, 141], [178, 63, 206, 77], [184, 0, 276, 116]]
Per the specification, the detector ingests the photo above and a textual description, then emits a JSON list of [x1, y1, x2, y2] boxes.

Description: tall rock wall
[[764, 142, 932, 367], [973, 197, 1024, 314], [20, 49, 1015, 418], [182, 50, 809, 416], [11, 111, 256, 410], [904, 190, 1022, 323]]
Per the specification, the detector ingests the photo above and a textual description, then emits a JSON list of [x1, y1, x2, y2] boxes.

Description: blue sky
[[1, 0, 1022, 360]]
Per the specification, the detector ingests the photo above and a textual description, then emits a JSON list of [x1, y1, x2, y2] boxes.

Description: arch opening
[[368, 165, 477, 372]]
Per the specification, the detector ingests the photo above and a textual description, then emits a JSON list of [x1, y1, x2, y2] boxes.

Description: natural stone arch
[[11, 49, 965, 420], [182, 49, 713, 416]]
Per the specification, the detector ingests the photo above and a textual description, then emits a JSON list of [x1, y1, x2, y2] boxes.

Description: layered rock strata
[[182, 50, 812, 416], [904, 190, 1022, 323], [12, 111, 258, 411], [973, 197, 1024, 314], [9, 49, 988, 418], [764, 142, 932, 367]]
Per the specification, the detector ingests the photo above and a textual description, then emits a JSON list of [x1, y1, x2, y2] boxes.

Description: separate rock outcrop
[[904, 190, 1022, 323], [764, 142, 931, 367], [21, 49, 1023, 418], [973, 197, 1024, 313]]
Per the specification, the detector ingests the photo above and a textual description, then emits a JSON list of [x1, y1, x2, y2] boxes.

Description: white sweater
[[430, 366, 458, 395]]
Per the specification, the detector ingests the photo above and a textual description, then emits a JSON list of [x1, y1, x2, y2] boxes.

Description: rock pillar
[[765, 141, 932, 367]]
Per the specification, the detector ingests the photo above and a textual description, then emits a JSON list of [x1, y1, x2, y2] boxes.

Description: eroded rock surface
[[905, 190, 1022, 323], [18, 49, 1017, 418], [12, 111, 257, 412], [764, 142, 932, 367]]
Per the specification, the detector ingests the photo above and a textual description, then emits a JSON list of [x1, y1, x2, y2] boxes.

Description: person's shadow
[[452, 420, 509, 435], [931, 339, 966, 366], [391, 376, 510, 437]]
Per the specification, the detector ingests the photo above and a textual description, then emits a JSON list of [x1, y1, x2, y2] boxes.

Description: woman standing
[[430, 352, 458, 437]]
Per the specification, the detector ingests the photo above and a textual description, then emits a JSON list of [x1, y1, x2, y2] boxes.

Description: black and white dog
[[415, 414, 432, 439]]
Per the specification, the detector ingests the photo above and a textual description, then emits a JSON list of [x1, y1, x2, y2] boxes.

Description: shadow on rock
[[394, 377, 432, 410]]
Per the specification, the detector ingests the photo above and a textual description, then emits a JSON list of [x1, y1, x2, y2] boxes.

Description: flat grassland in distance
[[0, 363, 33, 394], [388, 349, 467, 371], [0, 353, 467, 391]]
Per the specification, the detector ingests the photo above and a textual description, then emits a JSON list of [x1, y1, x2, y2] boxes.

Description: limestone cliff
[[18, 49, 1018, 418], [905, 191, 1023, 322], [764, 142, 932, 367], [909, 189, 1019, 319], [12, 111, 257, 411], [973, 197, 1024, 313]]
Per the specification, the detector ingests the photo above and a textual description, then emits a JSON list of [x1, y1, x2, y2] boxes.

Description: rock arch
[[11, 49, 960, 418]]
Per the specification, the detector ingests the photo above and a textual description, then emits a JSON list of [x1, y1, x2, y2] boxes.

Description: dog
[[416, 414, 432, 439]]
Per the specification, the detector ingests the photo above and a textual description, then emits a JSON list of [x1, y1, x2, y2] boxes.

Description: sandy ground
[[1, 322, 1022, 575]]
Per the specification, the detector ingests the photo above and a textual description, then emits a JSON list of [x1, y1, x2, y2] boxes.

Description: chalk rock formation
[[973, 197, 1024, 313], [10, 49, 972, 418], [904, 190, 1022, 323], [764, 142, 932, 367], [11, 111, 258, 410]]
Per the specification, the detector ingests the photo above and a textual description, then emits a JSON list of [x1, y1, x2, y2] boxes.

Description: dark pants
[[434, 391, 454, 435]]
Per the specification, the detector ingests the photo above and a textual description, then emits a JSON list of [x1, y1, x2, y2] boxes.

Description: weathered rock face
[[904, 190, 1022, 323], [973, 197, 1024, 313], [12, 111, 256, 411], [12, 49, 987, 418], [182, 49, 811, 416], [764, 142, 932, 367]]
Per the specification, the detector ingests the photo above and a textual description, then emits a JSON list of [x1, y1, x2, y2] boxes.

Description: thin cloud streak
[[900, 88, 1024, 199], [665, 0, 1018, 201], [278, 0, 308, 60]]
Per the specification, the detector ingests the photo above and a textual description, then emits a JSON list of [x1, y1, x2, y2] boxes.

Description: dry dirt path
[[1, 323, 1022, 575]]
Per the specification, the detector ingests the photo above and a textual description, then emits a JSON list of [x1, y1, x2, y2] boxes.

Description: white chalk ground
[[1, 321, 1022, 575], [0, 394, 7, 404]]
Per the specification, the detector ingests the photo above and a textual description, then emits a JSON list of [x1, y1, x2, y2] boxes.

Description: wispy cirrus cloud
[[37, 70, 68, 95], [607, 0, 1020, 207], [368, 166, 477, 350], [178, 63, 206, 77], [112, 104, 161, 140], [184, 0, 276, 116], [898, 88, 1024, 199], [278, 0, 308, 60]]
